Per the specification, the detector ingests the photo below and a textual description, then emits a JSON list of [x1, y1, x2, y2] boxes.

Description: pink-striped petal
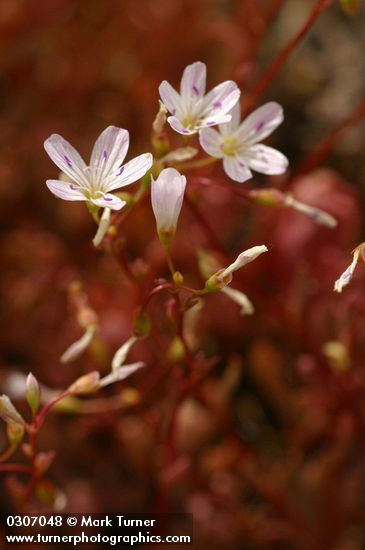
[[223, 156, 252, 183], [159, 81, 182, 115], [44, 134, 89, 187], [199, 128, 224, 158], [180, 61, 207, 99], [167, 116, 194, 135], [90, 126, 129, 181], [201, 81, 240, 117], [106, 153, 153, 191], [46, 179, 86, 201], [238, 102, 284, 145], [247, 144, 288, 175], [90, 193, 126, 210], [200, 113, 232, 128]]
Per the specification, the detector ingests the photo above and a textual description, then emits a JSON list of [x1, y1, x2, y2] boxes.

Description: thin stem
[[164, 246, 176, 278], [173, 156, 218, 172], [0, 443, 17, 464], [0, 463, 32, 474], [242, 0, 333, 115], [35, 390, 71, 428], [294, 95, 365, 176]]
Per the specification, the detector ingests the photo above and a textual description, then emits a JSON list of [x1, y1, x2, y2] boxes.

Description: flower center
[[221, 137, 240, 157]]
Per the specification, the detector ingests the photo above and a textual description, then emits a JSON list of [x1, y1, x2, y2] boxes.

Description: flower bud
[[151, 168, 186, 246], [34, 451, 56, 475], [173, 271, 184, 285], [26, 373, 41, 415], [0, 395, 25, 426], [334, 244, 364, 293], [7, 422, 25, 445], [68, 372, 100, 395], [340, 0, 360, 16]]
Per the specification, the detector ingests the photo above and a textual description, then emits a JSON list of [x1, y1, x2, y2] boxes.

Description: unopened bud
[[173, 271, 184, 285], [167, 337, 185, 362], [0, 395, 25, 426], [26, 373, 41, 415], [34, 451, 56, 475], [7, 422, 25, 445], [340, 0, 360, 16], [334, 244, 364, 293], [68, 372, 100, 395]]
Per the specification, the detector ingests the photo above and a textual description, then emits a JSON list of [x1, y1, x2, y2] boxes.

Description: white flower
[[44, 126, 153, 210], [205, 245, 268, 291], [334, 245, 363, 293], [159, 61, 240, 135], [220, 245, 268, 279], [100, 336, 144, 388], [199, 102, 288, 183], [151, 168, 186, 245]]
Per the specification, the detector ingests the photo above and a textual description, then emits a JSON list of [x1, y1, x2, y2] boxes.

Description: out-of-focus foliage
[[1, 1, 365, 549]]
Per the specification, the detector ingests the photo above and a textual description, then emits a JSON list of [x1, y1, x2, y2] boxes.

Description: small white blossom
[[199, 102, 288, 182], [100, 362, 145, 388], [220, 245, 268, 279], [151, 168, 186, 245], [205, 245, 268, 291], [159, 61, 240, 135], [334, 246, 362, 293], [44, 126, 153, 210]]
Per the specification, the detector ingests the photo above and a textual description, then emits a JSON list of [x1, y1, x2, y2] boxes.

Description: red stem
[[0, 463, 32, 474], [243, 0, 333, 115]]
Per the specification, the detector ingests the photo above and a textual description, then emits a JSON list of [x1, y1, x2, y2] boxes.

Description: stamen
[[116, 166, 124, 177]]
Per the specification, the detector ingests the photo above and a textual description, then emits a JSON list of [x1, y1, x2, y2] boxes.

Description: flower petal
[[167, 116, 195, 135], [44, 134, 89, 187], [61, 326, 96, 363], [219, 102, 241, 136], [89, 126, 129, 183], [46, 179, 86, 201], [247, 144, 288, 175], [159, 81, 183, 115], [199, 128, 224, 158], [90, 193, 126, 211], [200, 81, 240, 118], [106, 152, 153, 190], [223, 156, 252, 183], [100, 362, 145, 387], [200, 113, 232, 128], [180, 61, 207, 100], [221, 286, 254, 315], [238, 102, 284, 144]]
